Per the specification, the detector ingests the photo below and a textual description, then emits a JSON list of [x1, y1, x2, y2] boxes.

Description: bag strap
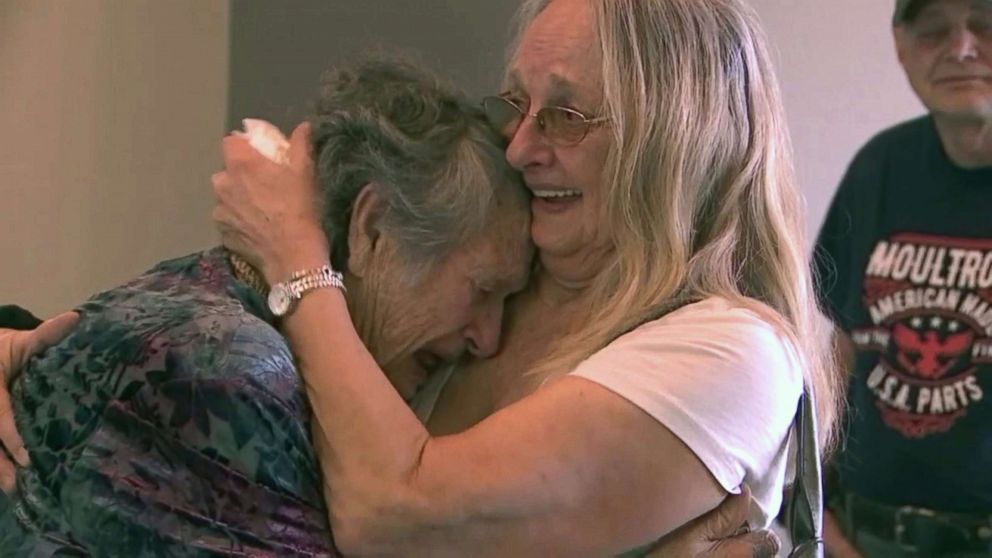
[[786, 389, 825, 558]]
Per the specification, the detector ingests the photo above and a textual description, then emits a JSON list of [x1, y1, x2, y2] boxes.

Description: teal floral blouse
[[0, 248, 339, 557]]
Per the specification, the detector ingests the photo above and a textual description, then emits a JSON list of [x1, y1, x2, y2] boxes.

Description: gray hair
[[310, 59, 526, 275]]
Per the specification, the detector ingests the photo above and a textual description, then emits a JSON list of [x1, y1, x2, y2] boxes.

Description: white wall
[[749, 0, 925, 241], [0, 1, 229, 317]]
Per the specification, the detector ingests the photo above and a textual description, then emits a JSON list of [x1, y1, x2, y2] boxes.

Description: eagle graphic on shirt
[[891, 323, 973, 380]]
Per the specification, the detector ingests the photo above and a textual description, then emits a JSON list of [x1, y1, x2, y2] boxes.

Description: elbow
[[325, 482, 382, 556], [329, 512, 376, 556], [323, 437, 449, 554], [327, 482, 442, 556], [328, 497, 389, 556]]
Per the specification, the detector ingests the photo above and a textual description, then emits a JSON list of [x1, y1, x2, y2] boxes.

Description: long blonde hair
[[513, 0, 842, 453]]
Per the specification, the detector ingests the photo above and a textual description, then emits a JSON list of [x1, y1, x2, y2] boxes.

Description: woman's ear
[[347, 183, 384, 278]]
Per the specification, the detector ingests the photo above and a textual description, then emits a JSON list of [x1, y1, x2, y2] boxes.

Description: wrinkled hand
[[0, 311, 79, 492], [213, 122, 330, 284], [646, 486, 781, 558]]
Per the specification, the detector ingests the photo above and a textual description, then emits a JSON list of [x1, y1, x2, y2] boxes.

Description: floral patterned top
[[0, 248, 339, 557]]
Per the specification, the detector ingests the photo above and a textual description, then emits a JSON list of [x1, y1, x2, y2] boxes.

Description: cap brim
[[893, 0, 917, 24]]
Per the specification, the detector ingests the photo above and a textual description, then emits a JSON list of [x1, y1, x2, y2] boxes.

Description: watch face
[[268, 284, 292, 316]]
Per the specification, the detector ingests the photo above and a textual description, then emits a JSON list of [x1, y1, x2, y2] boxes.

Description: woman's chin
[[531, 221, 582, 258]]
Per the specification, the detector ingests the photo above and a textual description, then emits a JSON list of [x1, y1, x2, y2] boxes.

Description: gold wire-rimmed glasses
[[482, 95, 609, 146]]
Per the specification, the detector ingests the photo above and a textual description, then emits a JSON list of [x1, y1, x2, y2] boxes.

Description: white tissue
[[235, 119, 290, 165]]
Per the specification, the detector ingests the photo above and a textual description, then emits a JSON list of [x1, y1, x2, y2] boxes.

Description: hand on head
[[0, 311, 79, 492], [213, 122, 330, 284]]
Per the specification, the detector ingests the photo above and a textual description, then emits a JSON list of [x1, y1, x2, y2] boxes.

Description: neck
[[341, 273, 371, 342], [535, 244, 612, 304], [932, 114, 992, 168], [340, 273, 393, 365], [532, 265, 590, 306], [229, 253, 269, 295]]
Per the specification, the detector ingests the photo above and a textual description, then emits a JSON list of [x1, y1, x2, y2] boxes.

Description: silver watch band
[[288, 265, 346, 297], [268, 264, 345, 316]]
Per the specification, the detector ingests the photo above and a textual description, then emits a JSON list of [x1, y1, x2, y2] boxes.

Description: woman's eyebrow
[[505, 72, 523, 92], [547, 74, 576, 98], [548, 74, 592, 108], [504, 72, 578, 103]]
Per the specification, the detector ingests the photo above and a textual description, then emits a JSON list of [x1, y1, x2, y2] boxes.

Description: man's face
[[503, 0, 613, 267], [896, 0, 992, 120], [371, 215, 532, 400]]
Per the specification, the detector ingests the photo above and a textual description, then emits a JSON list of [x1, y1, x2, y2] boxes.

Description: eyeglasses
[[481, 95, 609, 146]]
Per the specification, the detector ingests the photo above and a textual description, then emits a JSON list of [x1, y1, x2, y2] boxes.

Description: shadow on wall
[[227, 0, 519, 133]]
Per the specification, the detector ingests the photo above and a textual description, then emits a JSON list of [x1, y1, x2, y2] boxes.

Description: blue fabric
[[0, 248, 338, 556]]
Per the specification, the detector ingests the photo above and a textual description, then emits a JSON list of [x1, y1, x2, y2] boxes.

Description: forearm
[[282, 288, 442, 550], [282, 290, 647, 555], [824, 509, 862, 558], [275, 266, 723, 555]]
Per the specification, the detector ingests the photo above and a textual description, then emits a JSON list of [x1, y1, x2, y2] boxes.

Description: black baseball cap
[[894, 0, 924, 24], [896, 0, 992, 24]]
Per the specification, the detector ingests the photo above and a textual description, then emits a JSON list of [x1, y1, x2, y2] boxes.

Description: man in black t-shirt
[[815, 1, 992, 556]]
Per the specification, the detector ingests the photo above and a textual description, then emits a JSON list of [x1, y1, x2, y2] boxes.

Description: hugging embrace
[[0, 1, 838, 556]]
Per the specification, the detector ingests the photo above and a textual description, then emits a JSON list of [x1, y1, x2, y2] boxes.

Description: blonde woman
[[214, 0, 841, 555]]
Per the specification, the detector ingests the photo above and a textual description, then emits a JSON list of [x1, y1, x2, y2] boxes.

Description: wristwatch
[[267, 264, 346, 317]]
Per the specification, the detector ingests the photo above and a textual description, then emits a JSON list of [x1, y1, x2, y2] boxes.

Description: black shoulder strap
[[786, 389, 825, 557]]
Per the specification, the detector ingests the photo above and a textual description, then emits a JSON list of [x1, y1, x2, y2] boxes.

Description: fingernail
[[16, 448, 29, 466], [754, 531, 781, 558]]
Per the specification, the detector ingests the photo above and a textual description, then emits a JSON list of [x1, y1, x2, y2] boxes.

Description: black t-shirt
[[815, 116, 992, 512]]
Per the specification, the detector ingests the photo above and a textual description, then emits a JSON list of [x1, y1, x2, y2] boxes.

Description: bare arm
[[213, 132, 727, 555], [284, 287, 725, 556], [823, 509, 862, 558]]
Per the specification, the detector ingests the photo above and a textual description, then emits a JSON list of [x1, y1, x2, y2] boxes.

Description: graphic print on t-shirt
[[854, 232, 992, 438]]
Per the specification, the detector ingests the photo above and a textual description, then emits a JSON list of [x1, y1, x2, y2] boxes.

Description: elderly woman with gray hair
[[0, 60, 534, 556]]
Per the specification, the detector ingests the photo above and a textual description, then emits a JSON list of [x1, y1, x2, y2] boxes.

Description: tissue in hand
[[235, 119, 290, 165]]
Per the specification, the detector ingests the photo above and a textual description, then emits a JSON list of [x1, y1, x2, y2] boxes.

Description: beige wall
[[0, 1, 229, 317], [749, 0, 925, 240]]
